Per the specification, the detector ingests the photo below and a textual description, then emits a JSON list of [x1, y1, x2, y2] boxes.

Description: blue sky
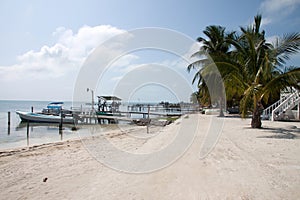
[[0, 0, 300, 102]]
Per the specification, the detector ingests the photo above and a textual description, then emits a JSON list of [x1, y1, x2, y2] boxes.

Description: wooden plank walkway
[[78, 111, 182, 124], [79, 114, 133, 122], [119, 111, 182, 117]]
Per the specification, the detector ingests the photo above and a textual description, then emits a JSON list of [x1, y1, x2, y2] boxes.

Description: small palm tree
[[188, 25, 234, 116]]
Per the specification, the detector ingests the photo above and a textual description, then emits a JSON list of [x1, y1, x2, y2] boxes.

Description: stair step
[[262, 90, 300, 121]]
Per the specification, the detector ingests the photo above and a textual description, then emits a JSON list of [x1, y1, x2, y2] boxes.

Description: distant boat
[[16, 102, 75, 124]]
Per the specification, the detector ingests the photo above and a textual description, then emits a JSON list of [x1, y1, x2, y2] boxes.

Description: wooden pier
[[76, 107, 198, 125], [77, 111, 182, 124], [75, 96, 199, 125], [78, 113, 133, 123]]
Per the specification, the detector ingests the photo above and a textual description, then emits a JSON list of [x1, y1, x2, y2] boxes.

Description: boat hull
[[16, 111, 75, 124]]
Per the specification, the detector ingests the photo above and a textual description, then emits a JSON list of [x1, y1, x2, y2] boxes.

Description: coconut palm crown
[[188, 15, 300, 128]]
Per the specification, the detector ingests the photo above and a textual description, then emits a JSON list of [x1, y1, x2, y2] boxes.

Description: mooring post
[[89, 113, 91, 124], [26, 120, 30, 146], [60, 129, 63, 140], [8, 111, 11, 126], [59, 111, 63, 131], [147, 105, 150, 134], [7, 112, 11, 135]]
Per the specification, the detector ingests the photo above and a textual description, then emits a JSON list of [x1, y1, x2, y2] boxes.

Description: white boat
[[16, 102, 75, 124], [16, 111, 75, 124]]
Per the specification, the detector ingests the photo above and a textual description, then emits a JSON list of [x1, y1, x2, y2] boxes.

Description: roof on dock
[[97, 96, 122, 101], [49, 102, 64, 104]]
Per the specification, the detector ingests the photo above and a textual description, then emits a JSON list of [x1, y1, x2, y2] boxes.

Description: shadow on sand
[[257, 126, 300, 139]]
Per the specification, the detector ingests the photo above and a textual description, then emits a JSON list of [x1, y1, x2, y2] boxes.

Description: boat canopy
[[97, 96, 121, 101], [47, 102, 64, 109], [49, 102, 64, 105], [97, 96, 121, 112]]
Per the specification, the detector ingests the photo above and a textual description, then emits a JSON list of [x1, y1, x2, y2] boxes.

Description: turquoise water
[[0, 100, 182, 150], [0, 100, 123, 150]]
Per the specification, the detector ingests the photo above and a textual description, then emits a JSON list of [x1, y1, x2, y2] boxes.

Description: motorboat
[[16, 102, 75, 124], [16, 111, 75, 124]]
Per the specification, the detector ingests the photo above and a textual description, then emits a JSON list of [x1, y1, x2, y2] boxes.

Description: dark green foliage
[[188, 15, 300, 128]]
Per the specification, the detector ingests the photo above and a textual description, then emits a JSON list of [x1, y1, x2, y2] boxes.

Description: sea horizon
[[0, 99, 183, 151], [0, 100, 128, 150]]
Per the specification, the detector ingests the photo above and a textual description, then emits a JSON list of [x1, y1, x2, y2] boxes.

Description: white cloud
[[53, 25, 126, 62], [0, 25, 126, 81], [266, 35, 279, 44], [259, 0, 300, 24], [261, 17, 272, 26], [260, 0, 300, 13], [0, 25, 133, 100], [110, 55, 139, 71], [0, 26, 198, 101]]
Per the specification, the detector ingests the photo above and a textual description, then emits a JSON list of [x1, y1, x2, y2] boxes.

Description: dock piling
[[7, 112, 11, 135], [7, 111, 11, 126], [26, 120, 30, 146], [147, 105, 150, 134], [59, 111, 63, 131]]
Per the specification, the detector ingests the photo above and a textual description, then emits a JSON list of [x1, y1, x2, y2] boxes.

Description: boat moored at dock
[[16, 102, 76, 124], [16, 111, 75, 124]]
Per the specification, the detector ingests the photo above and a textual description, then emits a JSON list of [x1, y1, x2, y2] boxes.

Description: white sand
[[0, 114, 300, 199]]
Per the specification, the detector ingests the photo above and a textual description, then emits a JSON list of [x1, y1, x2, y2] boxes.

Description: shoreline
[[0, 123, 150, 157], [0, 114, 300, 199], [1, 114, 297, 155]]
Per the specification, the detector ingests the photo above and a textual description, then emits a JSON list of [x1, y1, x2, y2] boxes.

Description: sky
[[0, 0, 300, 102]]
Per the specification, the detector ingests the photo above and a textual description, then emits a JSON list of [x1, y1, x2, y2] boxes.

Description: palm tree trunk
[[251, 101, 263, 128], [219, 97, 225, 117]]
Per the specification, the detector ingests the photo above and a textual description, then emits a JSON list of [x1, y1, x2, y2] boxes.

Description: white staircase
[[262, 90, 300, 121]]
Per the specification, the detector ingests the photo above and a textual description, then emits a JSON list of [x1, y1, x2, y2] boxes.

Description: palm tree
[[188, 15, 300, 128], [217, 15, 300, 128], [187, 25, 234, 116]]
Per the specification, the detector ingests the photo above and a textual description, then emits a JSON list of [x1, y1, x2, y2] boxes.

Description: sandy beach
[[0, 114, 300, 199]]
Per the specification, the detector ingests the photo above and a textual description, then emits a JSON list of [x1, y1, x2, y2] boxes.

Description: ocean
[[0, 100, 184, 150], [0, 100, 127, 150]]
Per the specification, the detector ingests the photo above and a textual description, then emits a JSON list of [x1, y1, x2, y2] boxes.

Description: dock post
[[59, 111, 63, 132], [7, 112, 11, 135], [26, 120, 30, 146], [89, 113, 91, 124], [8, 111, 11, 126], [60, 129, 63, 140], [147, 105, 150, 134]]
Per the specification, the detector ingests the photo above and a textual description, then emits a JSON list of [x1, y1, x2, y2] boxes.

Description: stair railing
[[271, 91, 300, 121]]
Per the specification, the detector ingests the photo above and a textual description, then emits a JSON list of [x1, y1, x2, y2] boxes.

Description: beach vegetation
[[188, 15, 300, 128]]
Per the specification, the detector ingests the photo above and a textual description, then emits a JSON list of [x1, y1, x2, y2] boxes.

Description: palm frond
[[274, 32, 300, 65], [187, 58, 210, 72], [260, 67, 300, 101]]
